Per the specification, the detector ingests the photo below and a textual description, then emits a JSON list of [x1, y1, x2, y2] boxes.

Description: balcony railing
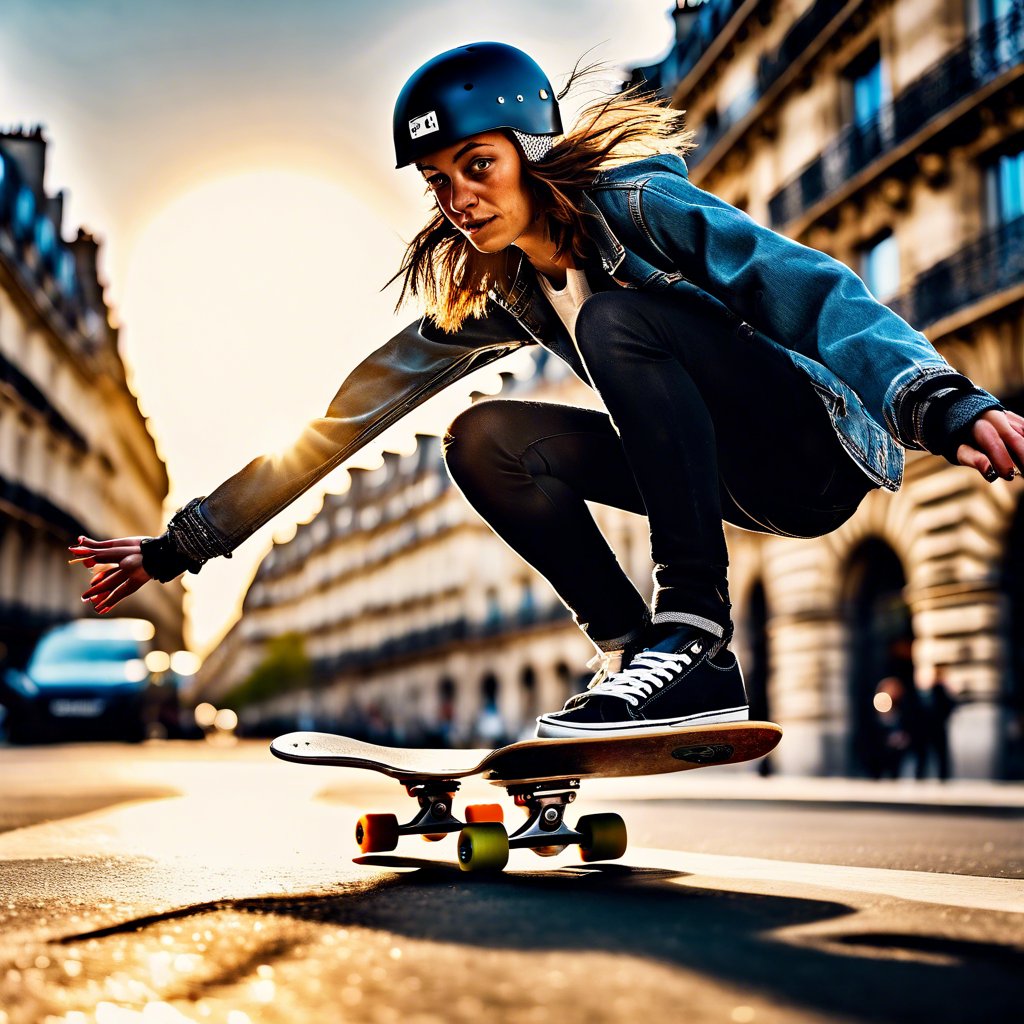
[[688, 0, 846, 168], [769, 6, 1024, 228], [631, 0, 750, 97], [0, 350, 87, 451], [310, 602, 574, 678], [887, 214, 1024, 332], [0, 473, 90, 539]]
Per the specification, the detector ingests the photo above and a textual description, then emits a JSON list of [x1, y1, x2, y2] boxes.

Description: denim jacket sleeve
[[626, 170, 1001, 451], [148, 308, 530, 576]]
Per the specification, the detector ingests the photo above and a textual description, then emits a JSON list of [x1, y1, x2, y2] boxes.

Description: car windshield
[[30, 632, 141, 667]]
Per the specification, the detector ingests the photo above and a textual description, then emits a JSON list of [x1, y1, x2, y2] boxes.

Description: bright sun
[[121, 169, 407, 507], [118, 168, 532, 653]]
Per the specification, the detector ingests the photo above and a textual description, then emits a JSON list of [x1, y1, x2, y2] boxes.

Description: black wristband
[[920, 388, 1004, 464], [140, 533, 203, 583]]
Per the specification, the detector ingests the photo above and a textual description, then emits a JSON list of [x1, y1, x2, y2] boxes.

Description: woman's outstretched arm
[[624, 169, 1023, 479], [69, 308, 531, 611]]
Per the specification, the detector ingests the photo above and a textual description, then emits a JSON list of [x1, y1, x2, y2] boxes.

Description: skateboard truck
[[354, 779, 505, 853], [506, 781, 582, 855], [399, 780, 463, 838], [455, 778, 628, 871]]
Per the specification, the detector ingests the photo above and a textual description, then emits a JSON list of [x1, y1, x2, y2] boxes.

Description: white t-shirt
[[536, 266, 593, 343]]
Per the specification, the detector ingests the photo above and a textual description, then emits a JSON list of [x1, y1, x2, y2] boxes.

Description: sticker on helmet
[[409, 111, 439, 139]]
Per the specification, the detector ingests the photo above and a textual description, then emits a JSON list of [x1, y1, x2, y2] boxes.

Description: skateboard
[[270, 721, 781, 872]]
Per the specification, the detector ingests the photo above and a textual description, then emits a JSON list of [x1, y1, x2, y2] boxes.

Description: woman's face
[[417, 131, 535, 253]]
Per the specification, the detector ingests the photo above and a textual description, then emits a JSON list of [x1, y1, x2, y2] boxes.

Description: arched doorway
[[520, 666, 537, 734], [476, 673, 504, 745], [433, 677, 456, 747], [555, 662, 573, 707], [844, 538, 914, 778]]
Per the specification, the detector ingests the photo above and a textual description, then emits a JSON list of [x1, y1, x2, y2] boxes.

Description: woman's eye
[[424, 175, 446, 192], [471, 158, 492, 173]]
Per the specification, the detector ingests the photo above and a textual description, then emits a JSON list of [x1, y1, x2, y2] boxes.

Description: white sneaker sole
[[534, 705, 750, 739]]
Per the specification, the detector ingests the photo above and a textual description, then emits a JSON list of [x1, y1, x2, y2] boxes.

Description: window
[[861, 232, 900, 300], [842, 41, 891, 138], [57, 250, 77, 296], [989, 149, 1024, 225], [14, 186, 35, 240], [978, 0, 1015, 20], [518, 581, 536, 623], [484, 588, 501, 628], [852, 59, 885, 128], [973, 0, 1019, 76]]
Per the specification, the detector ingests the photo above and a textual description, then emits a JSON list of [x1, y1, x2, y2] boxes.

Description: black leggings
[[442, 289, 875, 648]]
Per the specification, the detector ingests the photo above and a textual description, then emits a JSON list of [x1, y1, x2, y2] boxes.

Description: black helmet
[[393, 42, 563, 169]]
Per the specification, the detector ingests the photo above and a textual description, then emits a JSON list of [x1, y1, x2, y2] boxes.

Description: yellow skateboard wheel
[[457, 822, 510, 872], [576, 813, 627, 862]]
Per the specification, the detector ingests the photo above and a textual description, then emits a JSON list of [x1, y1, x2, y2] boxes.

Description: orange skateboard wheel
[[421, 832, 447, 842], [355, 813, 399, 853], [465, 803, 504, 823]]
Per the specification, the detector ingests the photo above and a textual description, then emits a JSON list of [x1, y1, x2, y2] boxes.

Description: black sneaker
[[535, 623, 749, 738]]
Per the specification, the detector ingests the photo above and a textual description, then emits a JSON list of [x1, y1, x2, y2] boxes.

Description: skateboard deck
[[271, 721, 781, 784], [271, 721, 781, 872]]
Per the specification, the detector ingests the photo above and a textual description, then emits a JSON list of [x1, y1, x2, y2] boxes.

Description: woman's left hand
[[68, 536, 153, 614], [956, 409, 1024, 482]]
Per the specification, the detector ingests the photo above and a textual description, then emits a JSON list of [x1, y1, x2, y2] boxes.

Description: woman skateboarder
[[70, 42, 1024, 739]]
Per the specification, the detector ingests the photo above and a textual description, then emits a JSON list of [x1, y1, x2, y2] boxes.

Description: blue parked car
[[1, 618, 179, 744]]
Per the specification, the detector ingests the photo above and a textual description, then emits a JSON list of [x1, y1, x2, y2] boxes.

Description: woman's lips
[[464, 216, 495, 236]]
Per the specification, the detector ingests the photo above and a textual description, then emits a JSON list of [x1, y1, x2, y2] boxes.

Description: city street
[[0, 741, 1020, 1023]]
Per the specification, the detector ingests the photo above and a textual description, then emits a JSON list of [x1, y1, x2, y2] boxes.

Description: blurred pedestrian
[[917, 669, 957, 781], [69, 42, 1024, 741]]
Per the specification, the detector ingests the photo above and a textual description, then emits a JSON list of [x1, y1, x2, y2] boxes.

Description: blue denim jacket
[[157, 154, 1000, 571], [495, 154, 1001, 492]]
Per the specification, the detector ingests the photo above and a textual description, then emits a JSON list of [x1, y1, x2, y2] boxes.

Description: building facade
[[629, 0, 1024, 778], [200, 0, 1024, 778], [0, 127, 184, 666]]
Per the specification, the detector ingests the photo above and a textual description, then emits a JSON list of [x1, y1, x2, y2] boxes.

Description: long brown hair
[[388, 75, 699, 333]]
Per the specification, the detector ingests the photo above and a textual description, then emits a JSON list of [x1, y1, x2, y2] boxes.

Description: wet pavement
[[0, 741, 1020, 1024]]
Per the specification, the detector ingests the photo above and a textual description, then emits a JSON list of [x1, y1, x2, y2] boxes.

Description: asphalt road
[[0, 740, 1020, 1024]]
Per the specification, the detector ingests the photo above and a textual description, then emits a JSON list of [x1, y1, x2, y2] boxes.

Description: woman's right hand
[[68, 536, 153, 614], [957, 408, 1024, 482]]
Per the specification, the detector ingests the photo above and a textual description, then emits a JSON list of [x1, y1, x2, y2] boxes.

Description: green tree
[[223, 632, 312, 709]]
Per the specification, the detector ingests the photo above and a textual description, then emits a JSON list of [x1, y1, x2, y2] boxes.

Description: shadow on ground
[[50, 859, 1022, 1022]]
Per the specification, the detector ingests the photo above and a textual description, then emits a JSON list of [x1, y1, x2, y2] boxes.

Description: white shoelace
[[584, 642, 703, 706]]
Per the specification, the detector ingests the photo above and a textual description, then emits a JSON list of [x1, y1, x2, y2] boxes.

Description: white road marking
[[619, 846, 1024, 914]]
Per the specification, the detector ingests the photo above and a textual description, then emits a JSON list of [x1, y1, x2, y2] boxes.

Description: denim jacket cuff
[[167, 497, 231, 558], [889, 368, 974, 448]]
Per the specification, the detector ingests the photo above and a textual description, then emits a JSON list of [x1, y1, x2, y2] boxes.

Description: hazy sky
[[0, 0, 677, 652]]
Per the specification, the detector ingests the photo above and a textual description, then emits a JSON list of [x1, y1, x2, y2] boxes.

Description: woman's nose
[[450, 179, 478, 214]]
